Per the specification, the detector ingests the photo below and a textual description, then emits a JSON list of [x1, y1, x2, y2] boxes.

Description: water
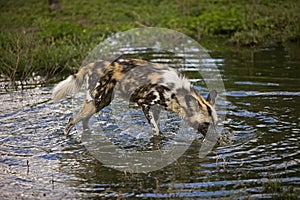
[[1, 42, 299, 199]]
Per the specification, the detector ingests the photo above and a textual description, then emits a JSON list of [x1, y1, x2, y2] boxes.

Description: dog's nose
[[204, 122, 210, 128], [198, 122, 210, 135]]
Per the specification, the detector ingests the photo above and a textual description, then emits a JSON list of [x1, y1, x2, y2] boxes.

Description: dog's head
[[183, 90, 218, 136]]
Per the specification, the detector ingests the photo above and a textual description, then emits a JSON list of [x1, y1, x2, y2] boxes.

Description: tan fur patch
[[193, 92, 209, 110], [147, 72, 161, 84], [166, 98, 182, 116]]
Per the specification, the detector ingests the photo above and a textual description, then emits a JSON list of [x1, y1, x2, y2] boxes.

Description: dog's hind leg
[[64, 99, 97, 134], [64, 86, 114, 134]]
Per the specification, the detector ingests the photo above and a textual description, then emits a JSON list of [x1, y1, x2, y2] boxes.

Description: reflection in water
[[0, 43, 299, 198]]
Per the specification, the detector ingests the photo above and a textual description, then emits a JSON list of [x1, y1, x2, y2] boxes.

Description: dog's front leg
[[141, 104, 161, 135]]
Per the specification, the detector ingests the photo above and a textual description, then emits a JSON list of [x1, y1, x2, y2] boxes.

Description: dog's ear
[[206, 90, 217, 106]]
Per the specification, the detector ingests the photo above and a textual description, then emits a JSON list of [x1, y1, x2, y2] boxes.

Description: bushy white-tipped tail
[[52, 65, 89, 102], [52, 75, 82, 102]]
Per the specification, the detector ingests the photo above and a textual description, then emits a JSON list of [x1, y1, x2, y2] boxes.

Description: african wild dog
[[52, 58, 218, 135]]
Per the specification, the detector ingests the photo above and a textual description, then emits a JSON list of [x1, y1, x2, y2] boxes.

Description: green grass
[[0, 0, 299, 83]]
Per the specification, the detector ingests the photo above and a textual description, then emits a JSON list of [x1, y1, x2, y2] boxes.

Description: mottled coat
[[52, 59, 218, 135]]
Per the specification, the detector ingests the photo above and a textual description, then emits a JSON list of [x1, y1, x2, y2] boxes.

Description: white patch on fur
[[86, 91, 93, 102], [85, 76, 94, 102], [52, 75, 81, 102], [161, 69, 191, 91], [152, 91, 160, 103]]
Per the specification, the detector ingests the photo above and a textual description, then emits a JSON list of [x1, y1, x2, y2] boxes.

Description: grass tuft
[[0, 0, 299, 84]]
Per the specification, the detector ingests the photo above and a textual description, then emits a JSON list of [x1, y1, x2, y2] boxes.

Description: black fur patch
[[130, 83, 157, 104], [206, 105, 212, 116], [155, 85, 170, 107]]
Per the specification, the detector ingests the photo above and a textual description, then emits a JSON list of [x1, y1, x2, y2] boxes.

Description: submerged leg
[[141, 104, 161, 135]]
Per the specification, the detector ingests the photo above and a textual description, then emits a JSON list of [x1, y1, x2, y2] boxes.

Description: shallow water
[[1, 42, 300, 199]]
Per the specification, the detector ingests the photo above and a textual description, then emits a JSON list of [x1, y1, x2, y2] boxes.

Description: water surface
[[1, 42, 299, 199]]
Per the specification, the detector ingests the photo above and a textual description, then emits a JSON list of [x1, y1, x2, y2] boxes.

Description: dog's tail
[[52, 65, 89, 102]]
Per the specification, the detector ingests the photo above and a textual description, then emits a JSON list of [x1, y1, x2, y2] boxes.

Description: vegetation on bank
[[0, 0, 299, 83]]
